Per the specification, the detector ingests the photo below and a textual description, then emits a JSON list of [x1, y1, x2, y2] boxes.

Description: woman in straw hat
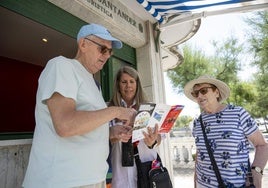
[[184, 75, 268, 188]]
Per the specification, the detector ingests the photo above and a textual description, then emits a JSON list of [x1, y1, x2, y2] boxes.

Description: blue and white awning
[[136, 0, 268, 70], [137, 0, 268, 28]]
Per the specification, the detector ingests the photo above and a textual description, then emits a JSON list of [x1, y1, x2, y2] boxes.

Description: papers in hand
[[132, 103, 184, 143]]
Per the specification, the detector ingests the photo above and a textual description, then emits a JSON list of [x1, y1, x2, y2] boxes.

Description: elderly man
[[23, 23, 136, 188]]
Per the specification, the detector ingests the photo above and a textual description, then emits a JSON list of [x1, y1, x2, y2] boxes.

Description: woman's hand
[[143, 124, 160, 148], [246, 170, 262, 188]]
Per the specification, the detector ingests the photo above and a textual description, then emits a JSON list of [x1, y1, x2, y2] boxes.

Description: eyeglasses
[[191, 87, 213, 98], [85, 38, 113, 55]]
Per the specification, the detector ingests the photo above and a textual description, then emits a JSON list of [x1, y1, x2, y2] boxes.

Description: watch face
[[252, 166, 263, 174], [255, 167, 261, 172]]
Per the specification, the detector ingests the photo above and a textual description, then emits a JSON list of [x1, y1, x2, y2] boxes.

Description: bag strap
[[247, 159, 255, 186], [134, 145, 142, 165], [199, 115, 226, 188]]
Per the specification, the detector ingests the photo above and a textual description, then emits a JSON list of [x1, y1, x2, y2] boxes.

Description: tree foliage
[[166, 13, 268, 119], [245, 11, 268, 118], [246, 11, 268, 71], [173, 115, 193, 129], [167, 36, 244, 99], [228, 81, 257, 113], [211, 36, 242, 84], [167, 45, 213, 93]]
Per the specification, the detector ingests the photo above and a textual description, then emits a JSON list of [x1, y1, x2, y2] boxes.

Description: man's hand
[[116, 107, 136, 127], [110, 125, 132, 143]]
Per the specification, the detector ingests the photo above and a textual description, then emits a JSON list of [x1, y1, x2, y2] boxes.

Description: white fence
[[170, 135, 196, 168]]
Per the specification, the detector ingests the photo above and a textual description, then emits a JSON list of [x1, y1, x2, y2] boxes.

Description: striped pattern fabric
[[136, 0, 259, 23], [192, 104, 258, 187]]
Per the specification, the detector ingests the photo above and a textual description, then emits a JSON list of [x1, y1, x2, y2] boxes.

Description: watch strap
[[148, 140, 157, 149], [251, 166, 263, 175]]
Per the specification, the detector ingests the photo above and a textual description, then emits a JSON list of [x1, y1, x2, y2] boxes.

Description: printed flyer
[[132, 103, 184, 142]]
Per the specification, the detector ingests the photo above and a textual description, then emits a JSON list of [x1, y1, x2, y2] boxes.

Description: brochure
[[132, 103, 184, 142]]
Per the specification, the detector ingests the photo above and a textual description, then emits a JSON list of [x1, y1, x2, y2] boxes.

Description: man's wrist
[[109, 127, 115, 139]]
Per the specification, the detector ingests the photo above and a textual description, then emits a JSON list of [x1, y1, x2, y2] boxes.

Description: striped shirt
[[193, 104, 258, 188]]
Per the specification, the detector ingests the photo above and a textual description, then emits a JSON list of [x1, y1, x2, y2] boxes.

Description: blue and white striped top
[[193, 104, 258, 188]]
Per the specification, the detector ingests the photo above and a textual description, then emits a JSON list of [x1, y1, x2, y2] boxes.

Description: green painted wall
[[0, 0, 137, 139]]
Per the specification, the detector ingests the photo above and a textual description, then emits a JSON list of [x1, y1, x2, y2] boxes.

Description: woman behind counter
[[108, 66, 161, 188]]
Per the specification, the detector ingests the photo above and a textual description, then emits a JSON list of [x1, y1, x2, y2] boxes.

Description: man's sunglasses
[[85, 38, 113, 55], [191, 87, 213, 98]]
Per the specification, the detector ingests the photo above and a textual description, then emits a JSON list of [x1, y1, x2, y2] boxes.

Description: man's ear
[[78, 38, 87, 52]]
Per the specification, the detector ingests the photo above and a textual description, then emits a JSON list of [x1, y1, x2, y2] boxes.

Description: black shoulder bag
[[134, 146, 173, 188], [199, 115, 255, 188], [199, 115, 226, 188]]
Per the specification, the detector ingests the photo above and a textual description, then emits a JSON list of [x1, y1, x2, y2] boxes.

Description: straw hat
[[184, 75, 230, 102]]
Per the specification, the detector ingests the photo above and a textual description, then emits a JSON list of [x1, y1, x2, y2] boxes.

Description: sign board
[[49, 0, 147, 48]]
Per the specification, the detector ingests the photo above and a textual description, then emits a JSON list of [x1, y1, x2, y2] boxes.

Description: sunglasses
[[191, 87, 213, 98], [85, 38, 113, 55]]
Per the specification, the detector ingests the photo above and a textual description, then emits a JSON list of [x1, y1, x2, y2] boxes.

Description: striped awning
[[136, 0, 268, 71], [137, 0, 268, 29]]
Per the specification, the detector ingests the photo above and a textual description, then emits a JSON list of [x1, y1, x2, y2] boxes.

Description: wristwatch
[[251, 166, 263, 175], [148, 140, 157, 149]]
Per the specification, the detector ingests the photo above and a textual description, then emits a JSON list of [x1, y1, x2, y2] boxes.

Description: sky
[[164, 12, 256, 118]]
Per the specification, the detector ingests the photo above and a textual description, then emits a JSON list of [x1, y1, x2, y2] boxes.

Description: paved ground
[[173, 163, 268, 187], [173, 167, 194, 187]]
